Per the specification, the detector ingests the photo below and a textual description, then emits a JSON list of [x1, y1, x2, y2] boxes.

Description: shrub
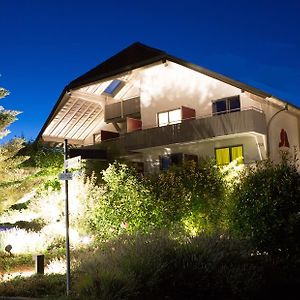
[[89, 163, 161, 241], [0, 252, 33, 273], [149, 160, 226, 234], [0, 274, 65, 298], [229, 159, 300, 254], [75, 232, 268, 300], [89, 160, 227, 240]]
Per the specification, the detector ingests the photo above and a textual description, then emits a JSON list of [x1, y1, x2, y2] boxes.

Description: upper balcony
[[121, 107, 267, 151], [104, 97, 141, 123]]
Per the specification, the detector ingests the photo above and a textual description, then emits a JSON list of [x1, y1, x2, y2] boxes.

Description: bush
[[89, 163, 161, 241], [0, 274, 65, 298], [229, 159, 300, 253], [0, 252, 33, 273], [89, 160, 226, 240], [149, 160, 226, 234], [74, 232, 273, 300]]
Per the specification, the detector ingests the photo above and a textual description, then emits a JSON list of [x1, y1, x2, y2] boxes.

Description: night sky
[[1, 0, 299, 142]]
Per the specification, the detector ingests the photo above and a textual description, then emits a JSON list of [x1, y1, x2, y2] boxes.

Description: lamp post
[[64, 139, 71, 296], [266, 104, 288, 158]]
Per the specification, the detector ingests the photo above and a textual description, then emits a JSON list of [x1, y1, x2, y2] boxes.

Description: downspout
[[266, 103, 288, 158]]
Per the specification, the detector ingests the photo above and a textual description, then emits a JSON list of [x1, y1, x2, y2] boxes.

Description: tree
[[0, 85, 64, 213], [0, 85, 34, 211], [0, 87, 19, 139]]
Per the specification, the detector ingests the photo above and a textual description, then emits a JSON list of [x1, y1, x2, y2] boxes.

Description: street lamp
[[266, 103, 288, 158]]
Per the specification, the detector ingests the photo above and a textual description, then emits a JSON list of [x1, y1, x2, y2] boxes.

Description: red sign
[[279, 128, 290, 148]]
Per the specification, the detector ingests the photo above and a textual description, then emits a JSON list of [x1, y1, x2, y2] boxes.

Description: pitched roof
[[68, 42, 167, 89], [37, 42, 299, 142]]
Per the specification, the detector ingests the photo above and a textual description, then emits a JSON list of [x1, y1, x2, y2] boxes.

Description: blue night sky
[[1, 0, 299, 142]]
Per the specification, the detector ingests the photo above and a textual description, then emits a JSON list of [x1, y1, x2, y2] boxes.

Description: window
[[158, 108, 181, 127], [215, 145, 243, 165], [213, 96, 240, 115], [102, 79, 124, 96], [159, 153, 183, 170]]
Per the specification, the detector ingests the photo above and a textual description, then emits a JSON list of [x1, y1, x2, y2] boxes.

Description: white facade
[[139, 62, 261, 129], [39, 43, 300, 172], [118, 61, 299, 172]]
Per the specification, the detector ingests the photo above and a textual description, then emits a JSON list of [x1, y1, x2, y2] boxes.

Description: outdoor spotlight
[[5, 244, 12, 255]]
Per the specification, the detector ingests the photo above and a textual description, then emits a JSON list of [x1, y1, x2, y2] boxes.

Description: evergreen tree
[[0, 87, 19, 138], [0, 86, 33, 212], [0, 85, 64, 213]]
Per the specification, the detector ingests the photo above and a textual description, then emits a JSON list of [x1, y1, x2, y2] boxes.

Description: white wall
[[139, 61, 262, 129], [240, 93, 262, 111], [265, 106, 300, 163], [142, 134, 263, 173]]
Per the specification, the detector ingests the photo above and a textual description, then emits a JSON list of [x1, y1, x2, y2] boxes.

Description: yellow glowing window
[[231, 146, 244, 164], [216, 148, 230, 165], [215, 145, 244, 165]]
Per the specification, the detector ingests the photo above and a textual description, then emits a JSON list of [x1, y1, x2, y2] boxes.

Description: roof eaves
[[36, 87, 69, 142], [37, 53, 168, 142]]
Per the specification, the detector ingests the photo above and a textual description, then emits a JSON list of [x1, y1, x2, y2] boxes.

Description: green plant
[[89, 163, 160, 241], [150, 160, 226, 234], [75, 232, 270, 300], [0, 253, 33, 273], [89, 160, 227, 240], [0, 274, 65, 297], [229, 159, 300, 254]]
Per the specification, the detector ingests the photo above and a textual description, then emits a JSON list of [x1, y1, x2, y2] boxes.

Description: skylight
[[103, 79, 124, 96]]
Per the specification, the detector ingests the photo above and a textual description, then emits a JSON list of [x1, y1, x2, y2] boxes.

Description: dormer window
[[213, 95, 240, 115], [103, 79, 124, 96]]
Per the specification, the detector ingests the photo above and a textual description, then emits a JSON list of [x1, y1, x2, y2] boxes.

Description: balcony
[[122, 108, 267, 151], [104, 97, 140, 122]]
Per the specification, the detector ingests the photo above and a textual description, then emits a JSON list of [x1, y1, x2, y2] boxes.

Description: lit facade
[[38, 43, 300, 173]]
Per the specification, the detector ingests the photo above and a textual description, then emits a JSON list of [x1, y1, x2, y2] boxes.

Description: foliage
[[74, 232, 300, 300], [149, 160, 226, 235], [0, 274, 65, 298], [0, 85, 64, 212], [0, 86, 37, 211], [0, 252, 33, 273], [20, 141, 63, 173], [229, 159, 300, 254], [88, 163, 159, 241], [0, 86, 19, 139], [88, 160, 226, 240], [0, 176, 94, 254], [0, 138, 30, 180]]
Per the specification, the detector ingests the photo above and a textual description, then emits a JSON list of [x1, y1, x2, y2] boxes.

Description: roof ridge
[[68, 42, 166, 89]]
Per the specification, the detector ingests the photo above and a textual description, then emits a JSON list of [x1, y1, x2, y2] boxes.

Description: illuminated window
[[158, 112, 169, 126], [213, 96, 240, 115], [103, 79, 124, 96], [215, 145, 243, 165], [169, 109, 181, 124], [158, 109, 181, 127]]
